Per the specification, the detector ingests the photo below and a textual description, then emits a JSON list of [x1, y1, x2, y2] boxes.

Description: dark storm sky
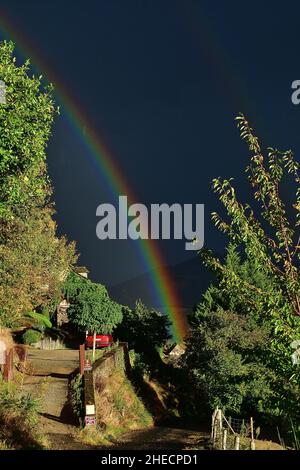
[[1, 0, 300, 288]]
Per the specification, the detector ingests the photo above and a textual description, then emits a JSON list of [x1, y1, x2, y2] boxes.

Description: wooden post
[[216, 408, 223, 432], [79, 344, 85, 375], [211, 408, 217, 441], [92, 331, 96, 361], [234, 435, 240, 450], [222, 429, 227, 450], [3, 348, 13, 382], [241, 418, 245, 436], [250, 417, 255, 450], [213, 409, 218, 445], [9, 348, 13, 380]]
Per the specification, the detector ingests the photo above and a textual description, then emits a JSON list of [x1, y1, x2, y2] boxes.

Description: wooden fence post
[[213, 409, 218, 445], [3, 348, 13, 382], [79, 344, 85, 375], [250, 417, 255, 450], [234, 435, 240, 450], [211, 408, 217, 441], [217, 408, 223, 432], [92, 332, 96, 361], [222, 429, 227, 450]]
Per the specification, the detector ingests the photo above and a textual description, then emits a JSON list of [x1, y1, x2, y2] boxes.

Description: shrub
[[0, 379, 43, 449], [22, 329, 42, 345]]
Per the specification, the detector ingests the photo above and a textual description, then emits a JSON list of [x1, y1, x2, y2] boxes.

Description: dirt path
[[23, 347, 78, 421], [25, 347, 79, 375], [107, 426, 209, 450], [22, 347, 94, 449]]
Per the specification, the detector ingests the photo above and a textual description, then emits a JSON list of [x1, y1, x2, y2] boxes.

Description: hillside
[[109, 255, 215, 313]]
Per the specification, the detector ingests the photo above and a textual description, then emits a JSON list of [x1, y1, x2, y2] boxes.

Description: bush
[[22, 329, 42, 345], [115, 301, 170, 371], [0, 379, 43, 449], [130, 351, 151, 380]]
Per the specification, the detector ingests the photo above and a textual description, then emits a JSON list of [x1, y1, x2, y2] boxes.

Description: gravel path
[[25, 347, 79, 375], [22, 347, 90, 449], [107, 426, 209, 450]]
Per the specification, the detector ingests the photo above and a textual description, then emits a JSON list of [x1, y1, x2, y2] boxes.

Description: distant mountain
[[108, 255, 215, 315]]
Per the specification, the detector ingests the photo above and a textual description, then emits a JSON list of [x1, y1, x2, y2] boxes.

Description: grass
[[85, 343, 119, 364], [74, 427, 110, 447], [212, 433, 285, 451], [85, 349, 105, 363], [0, 378, 46, 449], [74, 370, 153, 447], [106, 374, 153, 430]]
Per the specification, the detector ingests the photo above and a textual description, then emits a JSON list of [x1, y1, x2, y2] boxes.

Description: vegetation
[[184, 246, 275, 413], [74, 345, 153, 447], [0, 41, 77, 328], [183, 115, 300, 438], [63, 271, 123, 335], [1, 37, 299, 449], [115, 302, 192, 422], [22, 329, 43, 345], [69, 373, 84, 426], [86, 342, 119, 364], [115, 300, 170, 371], [23, 311, 52, 329], [76, 371, 153, 447], [0, 379, 45, 449]]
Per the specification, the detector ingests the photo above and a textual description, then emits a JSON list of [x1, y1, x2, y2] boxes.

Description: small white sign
[[86, 404, 95, 415]]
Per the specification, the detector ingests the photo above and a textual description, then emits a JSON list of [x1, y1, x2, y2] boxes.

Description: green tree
[[63, 272, 123, 342], [184, 245, 275, 416], [0, 41, 54, 220], [115, 300, 170, 368], [0, 206, 76, 327], [0, 41, 77, 327], [184, 115, 300, 425]]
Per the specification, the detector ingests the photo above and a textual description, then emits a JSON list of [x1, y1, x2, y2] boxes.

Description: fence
[[211, 408, 255, 450], [33, 336, 66, 350], [1, 346, 27, 382]]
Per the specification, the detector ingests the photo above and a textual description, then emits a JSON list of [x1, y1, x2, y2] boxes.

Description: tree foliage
[[63, 272, 123, 334], [0, 41, 77, 327], [185, 245, 276, 416], [0, 41, 54, 219], [184, 116, 300, 423], [115, 300, 171, 364]]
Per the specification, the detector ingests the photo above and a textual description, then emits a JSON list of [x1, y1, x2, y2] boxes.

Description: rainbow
[[0, 8, 188, 342]]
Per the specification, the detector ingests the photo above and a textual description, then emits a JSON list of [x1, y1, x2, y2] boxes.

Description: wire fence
[[225, 416, 251, 437], [211, 408, 255, 450]]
